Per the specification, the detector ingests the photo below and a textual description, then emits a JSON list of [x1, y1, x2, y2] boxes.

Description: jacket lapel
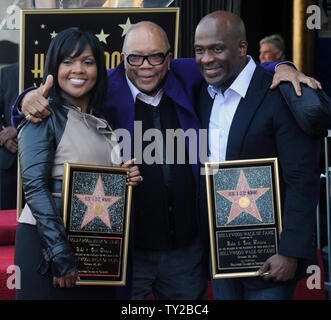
[[163, 70, 200, 130], [226, 66, 271, 160], [105, 62, 135, 136], [196, 83, 214, 130], [163, 68, 202, 187]]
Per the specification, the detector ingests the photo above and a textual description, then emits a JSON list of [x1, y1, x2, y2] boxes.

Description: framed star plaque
[[205, 158, 282, 279], [62, 163, 132, 286]]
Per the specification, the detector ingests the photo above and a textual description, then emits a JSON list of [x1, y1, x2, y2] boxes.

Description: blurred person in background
[[259, 34, 286, 64]]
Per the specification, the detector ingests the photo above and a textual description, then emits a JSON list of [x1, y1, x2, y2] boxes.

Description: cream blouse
[[19, 104, 122, 224]]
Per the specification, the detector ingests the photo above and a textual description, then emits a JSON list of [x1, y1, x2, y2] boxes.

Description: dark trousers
[[211, 276, 298, 300], [131, 236, 209, 300]]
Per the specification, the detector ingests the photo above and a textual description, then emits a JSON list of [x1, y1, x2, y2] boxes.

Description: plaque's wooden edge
[[205, 162, 218, 280], [212, 272, 257, 279], [273, 159, 283, 236], [120, 182, 132, 286]]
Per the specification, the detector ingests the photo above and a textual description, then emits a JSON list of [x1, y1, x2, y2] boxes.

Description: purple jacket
[[102, 58, 204, 187]]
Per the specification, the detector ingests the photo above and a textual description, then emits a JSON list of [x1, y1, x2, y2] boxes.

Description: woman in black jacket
[[15, 27, 139, 300]]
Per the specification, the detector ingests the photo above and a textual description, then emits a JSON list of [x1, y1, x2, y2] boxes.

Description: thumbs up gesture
[[21, 74, 54, 123]]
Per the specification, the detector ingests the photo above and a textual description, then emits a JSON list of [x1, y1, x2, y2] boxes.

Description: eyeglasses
[[124, 50, 171, 66]]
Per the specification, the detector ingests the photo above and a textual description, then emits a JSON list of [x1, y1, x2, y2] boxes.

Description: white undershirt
[[208, 56, 256, 162], [126, 74, 164, 107]]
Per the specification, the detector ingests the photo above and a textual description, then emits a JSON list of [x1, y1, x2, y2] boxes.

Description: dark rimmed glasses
[[124, 50, 171, 66]]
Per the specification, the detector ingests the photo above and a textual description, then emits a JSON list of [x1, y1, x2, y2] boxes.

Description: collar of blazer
[[197, 66, 271, 161], [226, 66, 271, 160]]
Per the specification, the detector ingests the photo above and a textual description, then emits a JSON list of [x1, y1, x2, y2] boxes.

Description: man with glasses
[[106, 21, 207, 299], [12, 20, 324, 300]]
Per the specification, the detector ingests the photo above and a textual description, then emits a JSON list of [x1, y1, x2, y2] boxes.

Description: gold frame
[[62, 162, 132, 286], [205, 158, 282, 279]]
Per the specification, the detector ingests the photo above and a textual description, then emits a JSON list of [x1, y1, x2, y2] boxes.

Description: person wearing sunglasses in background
[[12, 21, 325, 300]]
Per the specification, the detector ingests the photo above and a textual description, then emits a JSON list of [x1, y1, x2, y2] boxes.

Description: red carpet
[[0, 210, 17, 245], [0, 210, 17, 300]]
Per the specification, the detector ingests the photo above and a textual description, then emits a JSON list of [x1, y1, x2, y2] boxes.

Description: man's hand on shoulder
[[271, 64, 322, 97], [22, 74, 53, 123]]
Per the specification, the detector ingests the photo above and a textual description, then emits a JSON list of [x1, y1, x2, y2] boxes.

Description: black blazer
[[0, 62, 19, 169], [197, 65, 321, 278]]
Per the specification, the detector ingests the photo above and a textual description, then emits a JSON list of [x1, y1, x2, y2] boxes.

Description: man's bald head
[[194, 11, 248, 91], [121, 21, 172, 96], [122, 21, 170, 53], [197, 10, 246, 45]]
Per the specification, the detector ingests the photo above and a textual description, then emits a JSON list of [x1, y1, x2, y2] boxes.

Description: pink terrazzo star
[[217, 170, 270, 224], [76, 175, 121, 229]]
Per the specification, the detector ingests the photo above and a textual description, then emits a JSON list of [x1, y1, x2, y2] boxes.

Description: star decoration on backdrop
[[76, 175, 122, 230], [217, 170, 270, 224], [118, 17, 134, 37], [34, 40, 39, 45], [50, 30, 57, 39], [95, 29, 110, 44], [40, 24, 46, 29]]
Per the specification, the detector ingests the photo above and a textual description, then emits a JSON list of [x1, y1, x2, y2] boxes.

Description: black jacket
[[17, 104, 75, 277], [278, 82, 331, 138]]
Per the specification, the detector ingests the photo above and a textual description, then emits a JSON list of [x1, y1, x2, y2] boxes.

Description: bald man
[[194, 11, 320, 300]]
